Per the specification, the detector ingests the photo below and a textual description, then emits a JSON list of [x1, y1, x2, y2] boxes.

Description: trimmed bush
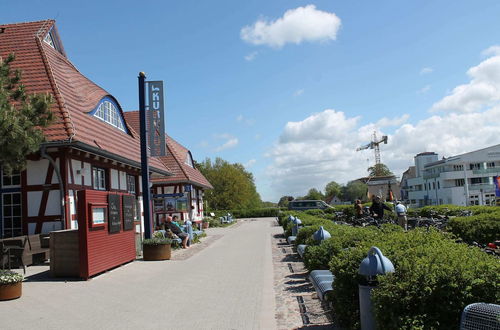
[[210, 207, 282, 219], [448, 212, 500, 244], [328, 228, 500, 329]]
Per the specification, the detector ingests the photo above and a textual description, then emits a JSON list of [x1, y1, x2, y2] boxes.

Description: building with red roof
[[0, 20, 172, 238], [124, 111, 212, 225]]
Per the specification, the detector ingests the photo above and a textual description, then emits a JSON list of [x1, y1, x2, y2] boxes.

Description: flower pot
[[143, 244, 171, 261], [0, 282, 22, 301], [202, 222, 209, 229]]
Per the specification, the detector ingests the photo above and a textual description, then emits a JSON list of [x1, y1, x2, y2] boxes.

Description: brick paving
[[0, 217, 334, 329], [270, 219, 334, 329]]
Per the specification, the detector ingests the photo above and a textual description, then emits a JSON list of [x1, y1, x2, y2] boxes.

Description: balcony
[[468, 183, 495, 192], [472, 168, 500, 175]]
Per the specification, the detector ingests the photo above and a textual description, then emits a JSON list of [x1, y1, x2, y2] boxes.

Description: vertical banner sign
[[148, 81, 166, 156]]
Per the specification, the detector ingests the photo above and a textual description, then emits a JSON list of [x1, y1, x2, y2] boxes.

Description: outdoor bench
[[309, 269, 335, 301], [287, 236, 296, 245], [297, 244, 307, 258]]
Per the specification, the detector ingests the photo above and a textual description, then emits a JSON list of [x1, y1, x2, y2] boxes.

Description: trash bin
[[358, 247, 394, 330]]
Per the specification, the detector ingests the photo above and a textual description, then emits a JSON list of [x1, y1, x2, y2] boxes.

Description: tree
[[367, 163, 393, 177], [324, 181, 342, 199], [303, 188, 324, 201], [0, 54, 54, 174], [196, 157, 262, 210], [343, 181, 368, 202], [278, 196, 294, 207]]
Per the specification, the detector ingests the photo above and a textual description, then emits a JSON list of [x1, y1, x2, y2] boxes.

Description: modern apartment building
[[402, 145, 500, 207]]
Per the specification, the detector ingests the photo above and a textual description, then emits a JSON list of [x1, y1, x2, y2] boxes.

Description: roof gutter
[[150, 179, 213, 190]]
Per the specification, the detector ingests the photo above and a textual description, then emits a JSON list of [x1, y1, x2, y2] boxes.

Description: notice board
[[108, 194, 121, 233], [122, 195, 135, 231]]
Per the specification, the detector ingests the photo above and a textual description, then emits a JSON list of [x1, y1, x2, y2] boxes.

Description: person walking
[[395, 201, 408, 230]]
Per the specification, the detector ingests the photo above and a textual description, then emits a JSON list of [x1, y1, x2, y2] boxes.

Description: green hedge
[[209, 207, 282, 219], [328, 228, 500, 329], [303, 224, 401, 271], [448, 212, 500, 245], [282, 211, 500, 329]]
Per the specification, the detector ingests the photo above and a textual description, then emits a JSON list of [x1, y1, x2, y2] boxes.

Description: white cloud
[[236, 114, 255, 126], [420, 67, 433, 75], [418, 85, 431, 94], [279, 109, 360, 143], [214, 134, 239, 152], [482, 45, 500, 57], [294, 89, 304, 97], [266, 105, 500, 199], [431, 51, 500, 113], [244, 159, 257, 168], [240, 5, 341, 48], [244, 51, 259, 61]]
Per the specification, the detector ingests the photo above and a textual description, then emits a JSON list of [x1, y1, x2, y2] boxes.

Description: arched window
[[91, 98, 126, 132]]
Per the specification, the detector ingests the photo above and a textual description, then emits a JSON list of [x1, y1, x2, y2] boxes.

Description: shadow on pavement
[[24, 270, 83, 282]]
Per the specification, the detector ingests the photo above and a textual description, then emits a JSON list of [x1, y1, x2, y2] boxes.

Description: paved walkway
[[0, 218, 277, 330]]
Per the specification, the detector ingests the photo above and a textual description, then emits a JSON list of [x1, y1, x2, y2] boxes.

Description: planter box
[[143, 244, 171, 261], [202, 222, 209, 229], [0, 282, 22, 301]]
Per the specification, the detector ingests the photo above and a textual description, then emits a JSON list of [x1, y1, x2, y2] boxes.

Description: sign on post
[[148, 81, 166, 157]]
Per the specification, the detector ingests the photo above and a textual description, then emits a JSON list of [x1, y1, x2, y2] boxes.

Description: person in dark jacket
[[369, 196, 392, 220], [165, 216, 189, 248]]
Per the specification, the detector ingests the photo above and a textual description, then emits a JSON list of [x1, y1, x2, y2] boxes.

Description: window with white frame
[[185, 153, 194, 168], [487, 162, 495, 168], [455, 179, 465, 187], [2, 192, 22, 238], [2, 169, 21, 187], [127, 174, 136, 194], [93, 101, 126, 131], [453, 164, 464, 171], [43, 32, 55, 48], [92, 167, 106, 191]]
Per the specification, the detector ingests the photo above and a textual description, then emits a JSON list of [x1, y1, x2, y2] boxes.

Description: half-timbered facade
[[124, 111, 213, 225], [0, 20, 172, 238]]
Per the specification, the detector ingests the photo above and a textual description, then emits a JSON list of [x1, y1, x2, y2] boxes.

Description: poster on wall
[[108, 194, 121, 233], [176, 198, 188, 211], [165, 198, 176, 211], [122, 195, 135, 231], [154, 199, 164, 212]]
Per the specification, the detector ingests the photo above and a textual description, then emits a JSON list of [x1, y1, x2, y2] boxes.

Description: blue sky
[[3, 1, 500, 201]]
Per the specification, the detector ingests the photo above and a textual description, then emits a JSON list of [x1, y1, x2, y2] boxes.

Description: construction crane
[[356, 131, 388, 166]]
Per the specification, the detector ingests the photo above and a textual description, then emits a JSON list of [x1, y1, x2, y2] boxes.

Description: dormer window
[[44, 33, 55, 48], [90, 98, 127, 132], [185, 152, 194, 168]]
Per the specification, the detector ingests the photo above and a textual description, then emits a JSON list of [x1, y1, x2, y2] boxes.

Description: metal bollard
[[358, 247, 394, 330]]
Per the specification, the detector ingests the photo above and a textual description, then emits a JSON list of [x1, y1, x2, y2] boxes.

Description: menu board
[[122, 195, 135, 231], [108, 194, 121, 233]]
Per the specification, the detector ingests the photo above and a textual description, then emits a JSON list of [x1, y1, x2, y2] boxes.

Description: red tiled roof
[[124, 111, 213, 189], [0, 20, 170, 176]]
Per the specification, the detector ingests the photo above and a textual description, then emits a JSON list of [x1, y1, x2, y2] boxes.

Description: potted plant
[[0, 270, 23, 300], [142, 237, 173, 261], [202, 217, 210, 229]]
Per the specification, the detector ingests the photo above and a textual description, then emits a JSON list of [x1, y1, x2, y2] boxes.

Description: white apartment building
[[403, 145, 500, 208]]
